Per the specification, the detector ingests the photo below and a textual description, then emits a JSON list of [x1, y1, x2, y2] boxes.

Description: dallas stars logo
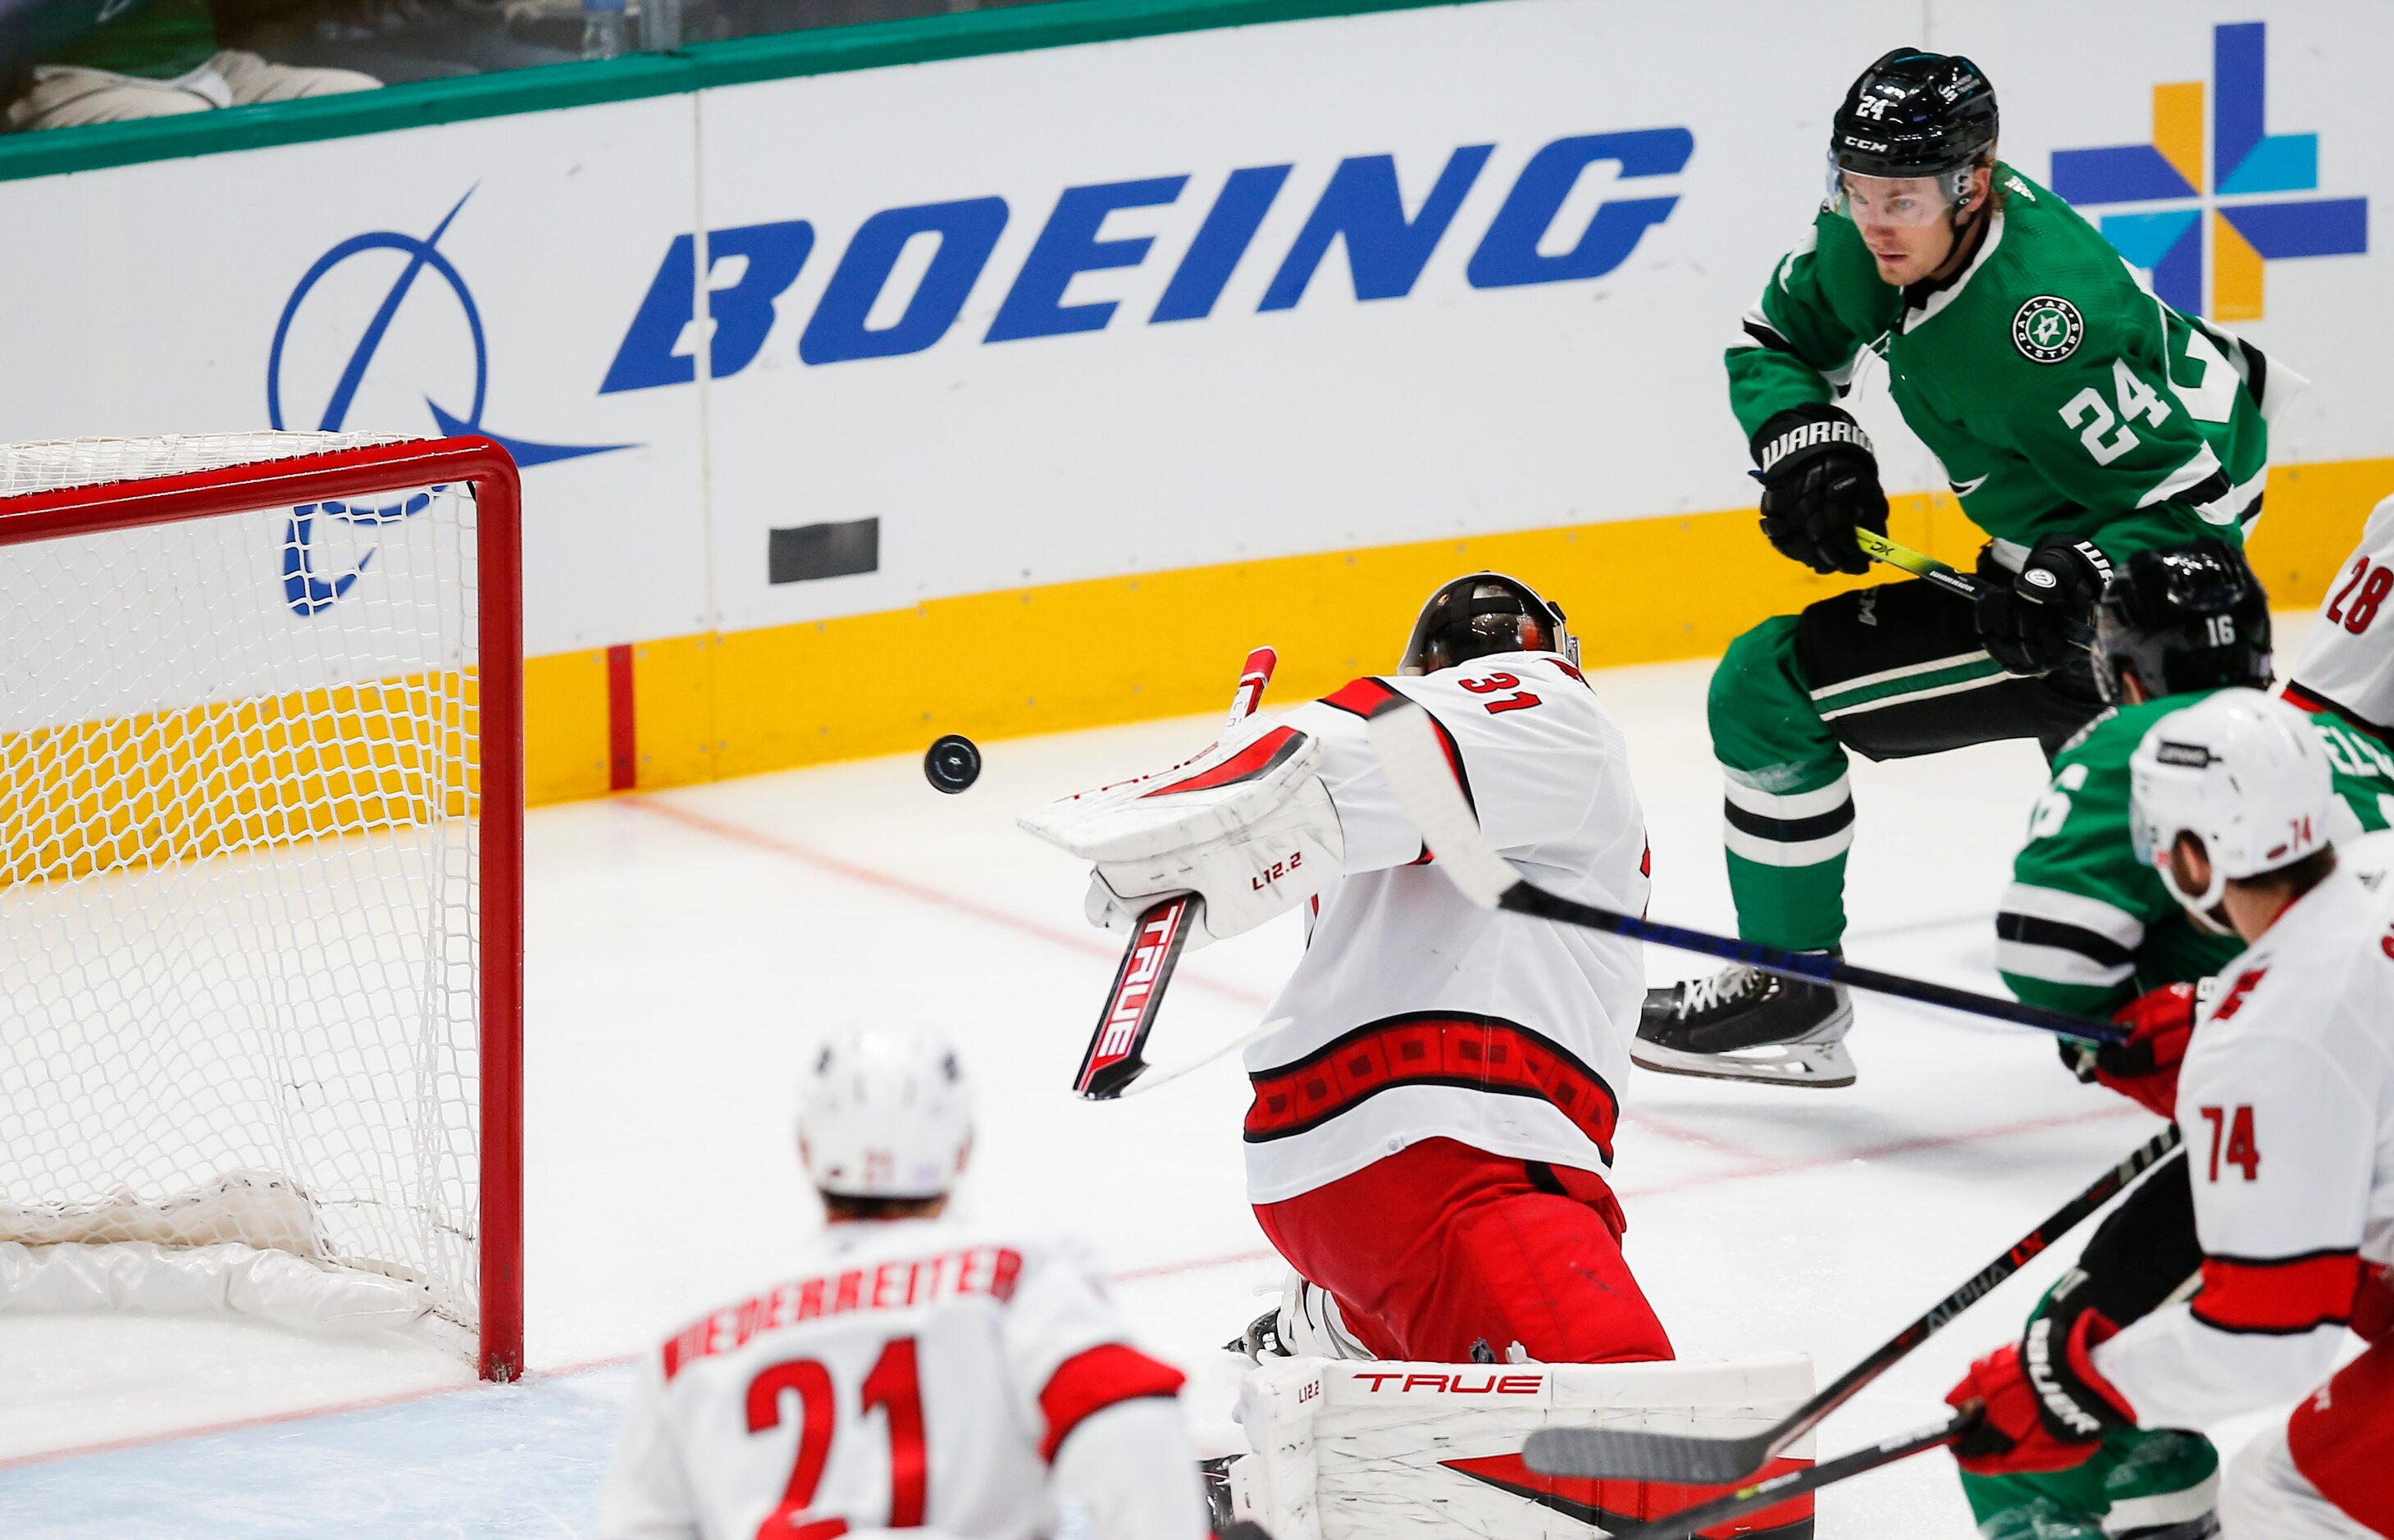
[[2012, 294, 2085, 362]]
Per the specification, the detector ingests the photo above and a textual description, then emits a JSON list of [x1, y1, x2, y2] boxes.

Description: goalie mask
[[1399, 573, 1578, 676]]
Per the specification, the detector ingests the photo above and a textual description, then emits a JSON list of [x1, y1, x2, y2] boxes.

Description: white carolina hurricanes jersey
[[2287, 492, 2394, 740], [2093, 857, 2394, 1432], [1239, 653, 1649, 1205], [595, 1215, 1202, 1540]]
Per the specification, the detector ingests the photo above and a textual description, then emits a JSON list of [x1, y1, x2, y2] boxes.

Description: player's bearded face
[[1836, 172, 1957, 285]]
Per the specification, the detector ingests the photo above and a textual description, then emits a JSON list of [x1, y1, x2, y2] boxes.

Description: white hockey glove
[[1019, 714, 1344, 948]]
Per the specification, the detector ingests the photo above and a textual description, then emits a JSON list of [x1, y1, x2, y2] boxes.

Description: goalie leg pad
[[1228, 1355, 1817, 1540]]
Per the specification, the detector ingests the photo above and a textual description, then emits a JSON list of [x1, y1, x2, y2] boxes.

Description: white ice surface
[[0, 628, 2323, 1536]]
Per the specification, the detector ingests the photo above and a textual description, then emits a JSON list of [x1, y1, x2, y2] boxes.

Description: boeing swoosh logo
[[266, 188, 634, 614]]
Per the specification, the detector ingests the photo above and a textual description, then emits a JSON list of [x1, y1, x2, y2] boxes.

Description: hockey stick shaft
[[1760, 1123, 2177, 1454], [1074, 648, 1278, 1100], [1507, 883, 2123, 1046], [1600, 1411, 1977, 1540], [1522, 1124, 2177, 1481], [1362, 700, 2121, 1046], [1856, 527, 1990, 601]]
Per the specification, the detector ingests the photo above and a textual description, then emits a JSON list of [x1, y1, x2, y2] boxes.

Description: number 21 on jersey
[[749, 1336, 927, 1539]]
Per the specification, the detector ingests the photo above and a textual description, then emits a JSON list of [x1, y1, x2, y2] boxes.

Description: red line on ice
[[622, 794, 1274, 1010], [1616, 1102, 2150, 1201]]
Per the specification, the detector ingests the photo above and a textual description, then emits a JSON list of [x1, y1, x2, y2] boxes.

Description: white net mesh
[[0, 432, 488, 1343]]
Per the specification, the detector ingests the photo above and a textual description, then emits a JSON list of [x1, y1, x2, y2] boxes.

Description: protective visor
[[1826, 162, 1973, 228]]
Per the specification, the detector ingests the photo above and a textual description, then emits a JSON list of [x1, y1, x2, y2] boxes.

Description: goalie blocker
[[1223, 1355, 1817, 1539]]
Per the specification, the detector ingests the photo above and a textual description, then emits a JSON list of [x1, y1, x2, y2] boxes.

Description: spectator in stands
[[7, 0, 376, 130]]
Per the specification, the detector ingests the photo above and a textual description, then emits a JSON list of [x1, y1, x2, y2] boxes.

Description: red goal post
[[0, 434, 524, 1381]]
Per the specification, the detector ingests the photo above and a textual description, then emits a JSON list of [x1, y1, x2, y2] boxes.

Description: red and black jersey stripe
[[1318, 677, 1475, 856], [2191, 1247, 2363, 1336], [1245, 1012, 1617, 1163], [1320, 677, 1410, 720], [2282, 681, 2394, 747], [1037, 1342, 1185, 1461]]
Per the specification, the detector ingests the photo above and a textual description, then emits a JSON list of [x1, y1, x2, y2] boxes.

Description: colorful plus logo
[[2050, 21, 2366, 321]]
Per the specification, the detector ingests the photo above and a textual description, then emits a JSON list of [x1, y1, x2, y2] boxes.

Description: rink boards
[[0, 0, 2387, 801]]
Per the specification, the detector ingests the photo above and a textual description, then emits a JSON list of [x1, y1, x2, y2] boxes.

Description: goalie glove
[[1019, 714, 1345, 948]]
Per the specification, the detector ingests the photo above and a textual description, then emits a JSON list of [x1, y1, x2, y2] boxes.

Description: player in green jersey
[[2000, 548, 2394, 1027], [1959, 542, 2393, 1540], [1638, 50, 2293, 1088]]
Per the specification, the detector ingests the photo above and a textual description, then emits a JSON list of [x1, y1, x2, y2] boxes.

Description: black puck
[[923, 733, 983, 794]]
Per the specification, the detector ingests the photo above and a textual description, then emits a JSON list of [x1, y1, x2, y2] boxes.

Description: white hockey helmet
[[2130, 688, 2334, 914], [797, 1023, 974, 1200]]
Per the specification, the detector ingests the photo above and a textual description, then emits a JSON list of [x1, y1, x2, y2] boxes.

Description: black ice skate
[[1633, 957, 1856, 1088]]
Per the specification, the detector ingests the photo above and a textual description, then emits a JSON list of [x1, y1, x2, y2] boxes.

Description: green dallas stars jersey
[[1728, 164, 2274, 561], [1995, 692, 2394, 1018]]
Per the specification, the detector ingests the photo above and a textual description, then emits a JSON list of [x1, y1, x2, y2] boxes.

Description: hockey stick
[[1073, 648, 1279, 1100], [1523, 1123, 2180, 1483], [1110, 1016, 1292, 1099], [1594, 1409, 1979, 1540], [1855, 527, 1990, 601], [1362, 702, 2126, 1046]]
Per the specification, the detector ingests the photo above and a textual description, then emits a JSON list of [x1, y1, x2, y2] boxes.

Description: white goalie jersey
[[1239, 654, 1649, 1205], [595, 1215, 1203, 1540]]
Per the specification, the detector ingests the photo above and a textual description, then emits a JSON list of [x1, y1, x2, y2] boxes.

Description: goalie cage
[[0, 432, 525, 1381]]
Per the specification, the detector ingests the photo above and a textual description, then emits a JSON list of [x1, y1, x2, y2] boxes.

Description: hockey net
[[0, 432, 524, 1380]]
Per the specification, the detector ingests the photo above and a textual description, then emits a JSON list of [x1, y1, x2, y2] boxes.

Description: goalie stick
[[1361, 701, 2127, 1046], [1595, 1409, 1980, 1540], [1073, 648, 1278, 1100], [1522, 1123, 2181, 1483]]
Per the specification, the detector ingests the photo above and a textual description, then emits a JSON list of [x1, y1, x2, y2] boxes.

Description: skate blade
[[1630, 1038, 1857, 1090]]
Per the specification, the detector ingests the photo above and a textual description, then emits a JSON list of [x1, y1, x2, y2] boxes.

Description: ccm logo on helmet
[[1351, 1371, 1546, 1394], [2154, 740, 2218, 768]]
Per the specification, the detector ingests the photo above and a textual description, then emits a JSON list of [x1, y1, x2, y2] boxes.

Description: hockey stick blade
[[1075, 895, 1195, 1098], [1114, 1017, 1292, 1098], [1595, 1409, 1977, 1540], [1366, 700, 2123, 1046], [1524, 1124, 2180, 1482]]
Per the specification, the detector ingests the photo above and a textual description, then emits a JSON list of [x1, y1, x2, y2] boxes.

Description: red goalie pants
[[1254, 1136, 1673, 1364]]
